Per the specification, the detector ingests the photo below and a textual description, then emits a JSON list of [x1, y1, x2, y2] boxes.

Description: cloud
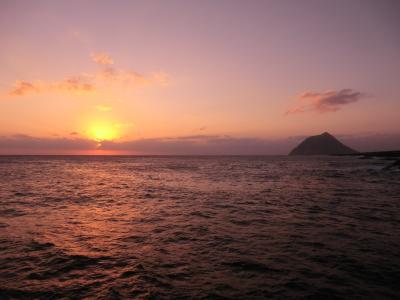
[[95, 104, 112, 112], [0, 134, 299, 155], [340, 133, 400, 152], [151, 72, 169, 86], [99, 135, 298, 155], [0, 134, 98, 154], [9, 77, 94, 96], [52, 77, 94, 93], [1, 132, 399, 155], [196, 126, 207, 132], [97, 66, 169, 87], [113, 122, 134, 129], [9, 81, 41, 96], [286, 89, 364, 114], [91, 52, 169, 87], [91, 52, 114, 65], [7, 52, 169, 96]]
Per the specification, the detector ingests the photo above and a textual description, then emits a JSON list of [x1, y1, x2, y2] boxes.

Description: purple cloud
[[0, 133, 399, 155], [0, 134, 98, 154], [286, 89, 364, 114]]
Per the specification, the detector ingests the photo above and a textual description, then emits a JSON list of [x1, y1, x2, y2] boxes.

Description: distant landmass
[[290, 132, 358, 155]]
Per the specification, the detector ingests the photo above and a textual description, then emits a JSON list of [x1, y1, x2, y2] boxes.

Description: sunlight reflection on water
[[0, 156, 399, 299]]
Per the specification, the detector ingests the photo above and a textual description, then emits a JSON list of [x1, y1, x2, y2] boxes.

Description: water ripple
[[0, 156, 399, 299]]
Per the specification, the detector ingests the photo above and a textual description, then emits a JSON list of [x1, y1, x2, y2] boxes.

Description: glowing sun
[[88, 122, 119, 142]]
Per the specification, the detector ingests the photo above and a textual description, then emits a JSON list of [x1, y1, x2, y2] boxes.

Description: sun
[[88, 121, 119, 142]]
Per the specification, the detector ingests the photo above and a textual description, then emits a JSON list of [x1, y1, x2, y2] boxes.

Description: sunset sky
[[1, 0, 399, 154]]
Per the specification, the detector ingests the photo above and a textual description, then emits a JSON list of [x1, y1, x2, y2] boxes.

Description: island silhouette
[[290, 132, 358, 155]]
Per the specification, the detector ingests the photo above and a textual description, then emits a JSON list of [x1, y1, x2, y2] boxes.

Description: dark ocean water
[[0, 155, 399, 299]]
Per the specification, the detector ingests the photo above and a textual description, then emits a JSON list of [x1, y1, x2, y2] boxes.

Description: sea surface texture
[[0, 156, 399, 299]]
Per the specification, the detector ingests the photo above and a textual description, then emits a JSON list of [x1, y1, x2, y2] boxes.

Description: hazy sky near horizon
[[0, 0, 399, 154]]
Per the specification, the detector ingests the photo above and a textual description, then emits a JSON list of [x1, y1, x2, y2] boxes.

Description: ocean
[[0, 156, 399, 299]]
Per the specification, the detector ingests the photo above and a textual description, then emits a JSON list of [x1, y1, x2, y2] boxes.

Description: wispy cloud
[[9, 81, 41, 96], [91, 52, 169, 87], [54, 77, 94, 93], [9, 77, 94, 96], [113, 122, 134, 129], [95, 104, 112, 112], [7, 52, 169, 96], [97, 67, 169, 87], [286, 89, 364, 114], [91, 52, 114, 65]]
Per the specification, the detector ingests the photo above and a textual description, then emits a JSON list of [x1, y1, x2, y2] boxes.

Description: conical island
[[289, 132, 358, 155]]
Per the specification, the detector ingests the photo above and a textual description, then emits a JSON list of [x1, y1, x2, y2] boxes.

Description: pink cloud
[[51, 77, 94, 93], [97, 66, 169, 87], [90, 52, 114, 65], [9, 77, 94, 96], [7, 52, 169, 97], [9, 80, 41, 96]]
